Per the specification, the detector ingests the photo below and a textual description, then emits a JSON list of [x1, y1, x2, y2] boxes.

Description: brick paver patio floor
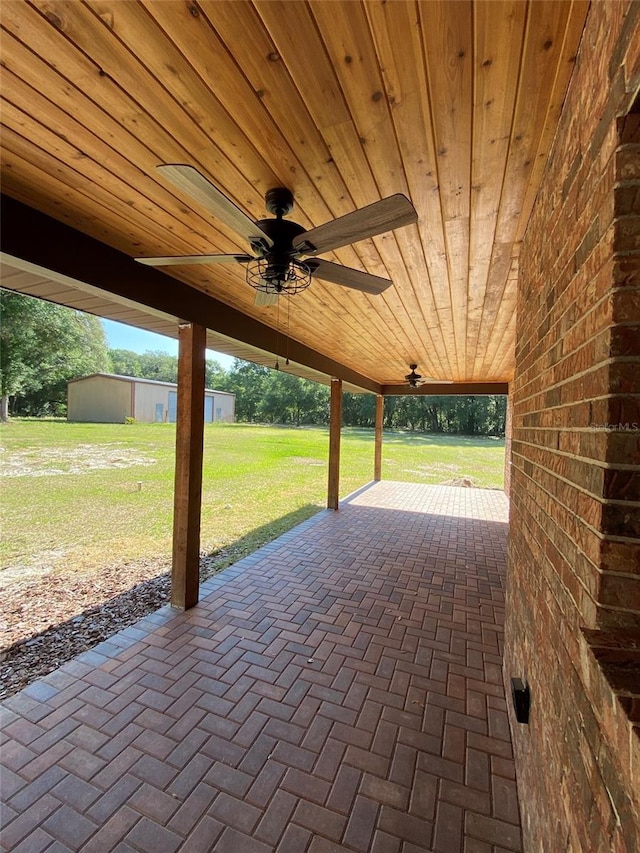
[[1, 482, 521, 852]]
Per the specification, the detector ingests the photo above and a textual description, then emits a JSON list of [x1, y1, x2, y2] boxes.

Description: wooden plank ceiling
[[0, 0, 588, 388]]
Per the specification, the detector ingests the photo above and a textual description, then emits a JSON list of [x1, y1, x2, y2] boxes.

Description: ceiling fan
[[404, 364, 454, 388], [136, 165, 418, 306], [405, 364, 424, 388]]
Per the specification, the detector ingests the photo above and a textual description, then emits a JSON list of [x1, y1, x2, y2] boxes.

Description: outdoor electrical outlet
[[511, 678, 530, 724]]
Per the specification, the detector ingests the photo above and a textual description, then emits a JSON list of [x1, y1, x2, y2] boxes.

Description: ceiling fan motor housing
[[251, 217, 306, 258], [406, 364, 422, 387], [264, 187, 295, 218]]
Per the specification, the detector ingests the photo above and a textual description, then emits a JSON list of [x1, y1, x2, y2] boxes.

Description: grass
[[0, 419, 504, 574]]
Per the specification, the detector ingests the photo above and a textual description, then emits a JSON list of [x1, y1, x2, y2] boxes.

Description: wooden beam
[[1, 196, 380, 394], [327, 378, 342, 511], [374, 395, 384, 481], [171, 322, 206, 610], [380, 382, 509, 396]]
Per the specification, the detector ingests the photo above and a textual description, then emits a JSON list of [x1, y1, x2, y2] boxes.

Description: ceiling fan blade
[[157, 165, 273, 250], [308, 259, 391, 294], [293, 194, 417, 256], [254, 290, 279, 307], [135, 253, 253, 267]]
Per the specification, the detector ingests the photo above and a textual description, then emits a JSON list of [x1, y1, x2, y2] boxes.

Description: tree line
[[1, 291, 505, 434]]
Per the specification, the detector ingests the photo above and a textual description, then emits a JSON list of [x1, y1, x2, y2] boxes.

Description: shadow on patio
[[0, 481, 521, 853]]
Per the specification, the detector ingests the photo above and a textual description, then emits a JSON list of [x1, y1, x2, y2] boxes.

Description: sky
[[101, 318, 235, 369]]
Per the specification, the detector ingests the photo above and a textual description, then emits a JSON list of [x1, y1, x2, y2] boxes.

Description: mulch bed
[[0, 554, 226, 700]]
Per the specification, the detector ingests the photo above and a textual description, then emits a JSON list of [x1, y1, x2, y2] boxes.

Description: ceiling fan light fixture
[[246, 257, 312, 295]]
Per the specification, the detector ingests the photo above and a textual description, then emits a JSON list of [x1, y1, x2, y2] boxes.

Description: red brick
[[441, 779, 490, 814], [206, 827, 272, 853], [254, 789, 297, 845], [442, 724, 466, 764], [9, 828, 56, 853], [0, 795, 61, 849], [343, 795, 379, 851], [209, 792, 262, 834], [378, 805, 433, 847], [81, 806, 140, 853], [465, 812, 522, 852], [465, 748, 490, 792], [408, 771, 438, 821], [50, 774, 102, 811], [18, 742, 72, 782], [8, 766, 66, 811], [433, 800, 462, 852], [282, 767, 331, 804], [276, 825, 313, 852], [491, 776, 521, 825], [326, 763, 361, 814], [294, 799, 347, 841], [206, 762, 253, 797], [175, 817, 224, 852], [128, 782, 179, 823], [370, 830, 402, 853], [360, 774, 409, 810], [245, 760, 287, 809], [42, 804, 99, 850], [167, 783, 218, 836]]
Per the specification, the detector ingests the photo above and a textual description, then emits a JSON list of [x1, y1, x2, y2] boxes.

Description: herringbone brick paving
[[1, 482, 521, 852]]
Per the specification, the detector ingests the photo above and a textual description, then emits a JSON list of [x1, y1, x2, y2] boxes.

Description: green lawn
[[1, 420, 504, 574]]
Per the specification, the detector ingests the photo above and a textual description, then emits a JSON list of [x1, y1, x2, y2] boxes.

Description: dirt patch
[[441, 477, 476, 487], [0, 551, 71, 587], [0, 443, 157, 478], [400, 462, 459, 477]]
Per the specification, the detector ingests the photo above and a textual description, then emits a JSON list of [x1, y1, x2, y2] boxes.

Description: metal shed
[[67, 373, 235, 424]]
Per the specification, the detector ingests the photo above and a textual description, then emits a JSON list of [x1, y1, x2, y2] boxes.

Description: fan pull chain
[[274, 296, 281, 370], [285, 295, 291, 366]]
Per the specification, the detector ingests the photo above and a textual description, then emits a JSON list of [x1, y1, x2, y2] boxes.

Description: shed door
[[204, 396, 214, 423], [168, 391, 177, 423], [154, 402, 164, 423]]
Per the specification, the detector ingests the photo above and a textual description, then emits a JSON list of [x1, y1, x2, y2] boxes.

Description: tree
[[0, 291, 110, 419], [109, 348, 228, 391], [224, 360, 270, 422], [108, 348, 143, 378], [257, 371, 329, 425], [137, 350, 179, 383], [342, 393, 376, 427], [205, 358, 227, 391]]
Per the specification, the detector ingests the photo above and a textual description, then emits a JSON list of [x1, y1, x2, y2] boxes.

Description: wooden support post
[[327, 377, 342, 510], [374, 395, 384, 481], [171, 322, 206, 610]]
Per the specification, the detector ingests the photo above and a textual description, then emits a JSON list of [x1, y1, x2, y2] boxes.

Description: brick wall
[[504, 386, 513, 498], [504, 2, 640, 851]]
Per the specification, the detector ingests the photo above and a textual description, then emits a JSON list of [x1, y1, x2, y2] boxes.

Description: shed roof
[[68, 373, 233, 396]]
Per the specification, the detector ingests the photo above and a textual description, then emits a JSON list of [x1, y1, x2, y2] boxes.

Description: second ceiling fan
[[136, 165, 418, 305]]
